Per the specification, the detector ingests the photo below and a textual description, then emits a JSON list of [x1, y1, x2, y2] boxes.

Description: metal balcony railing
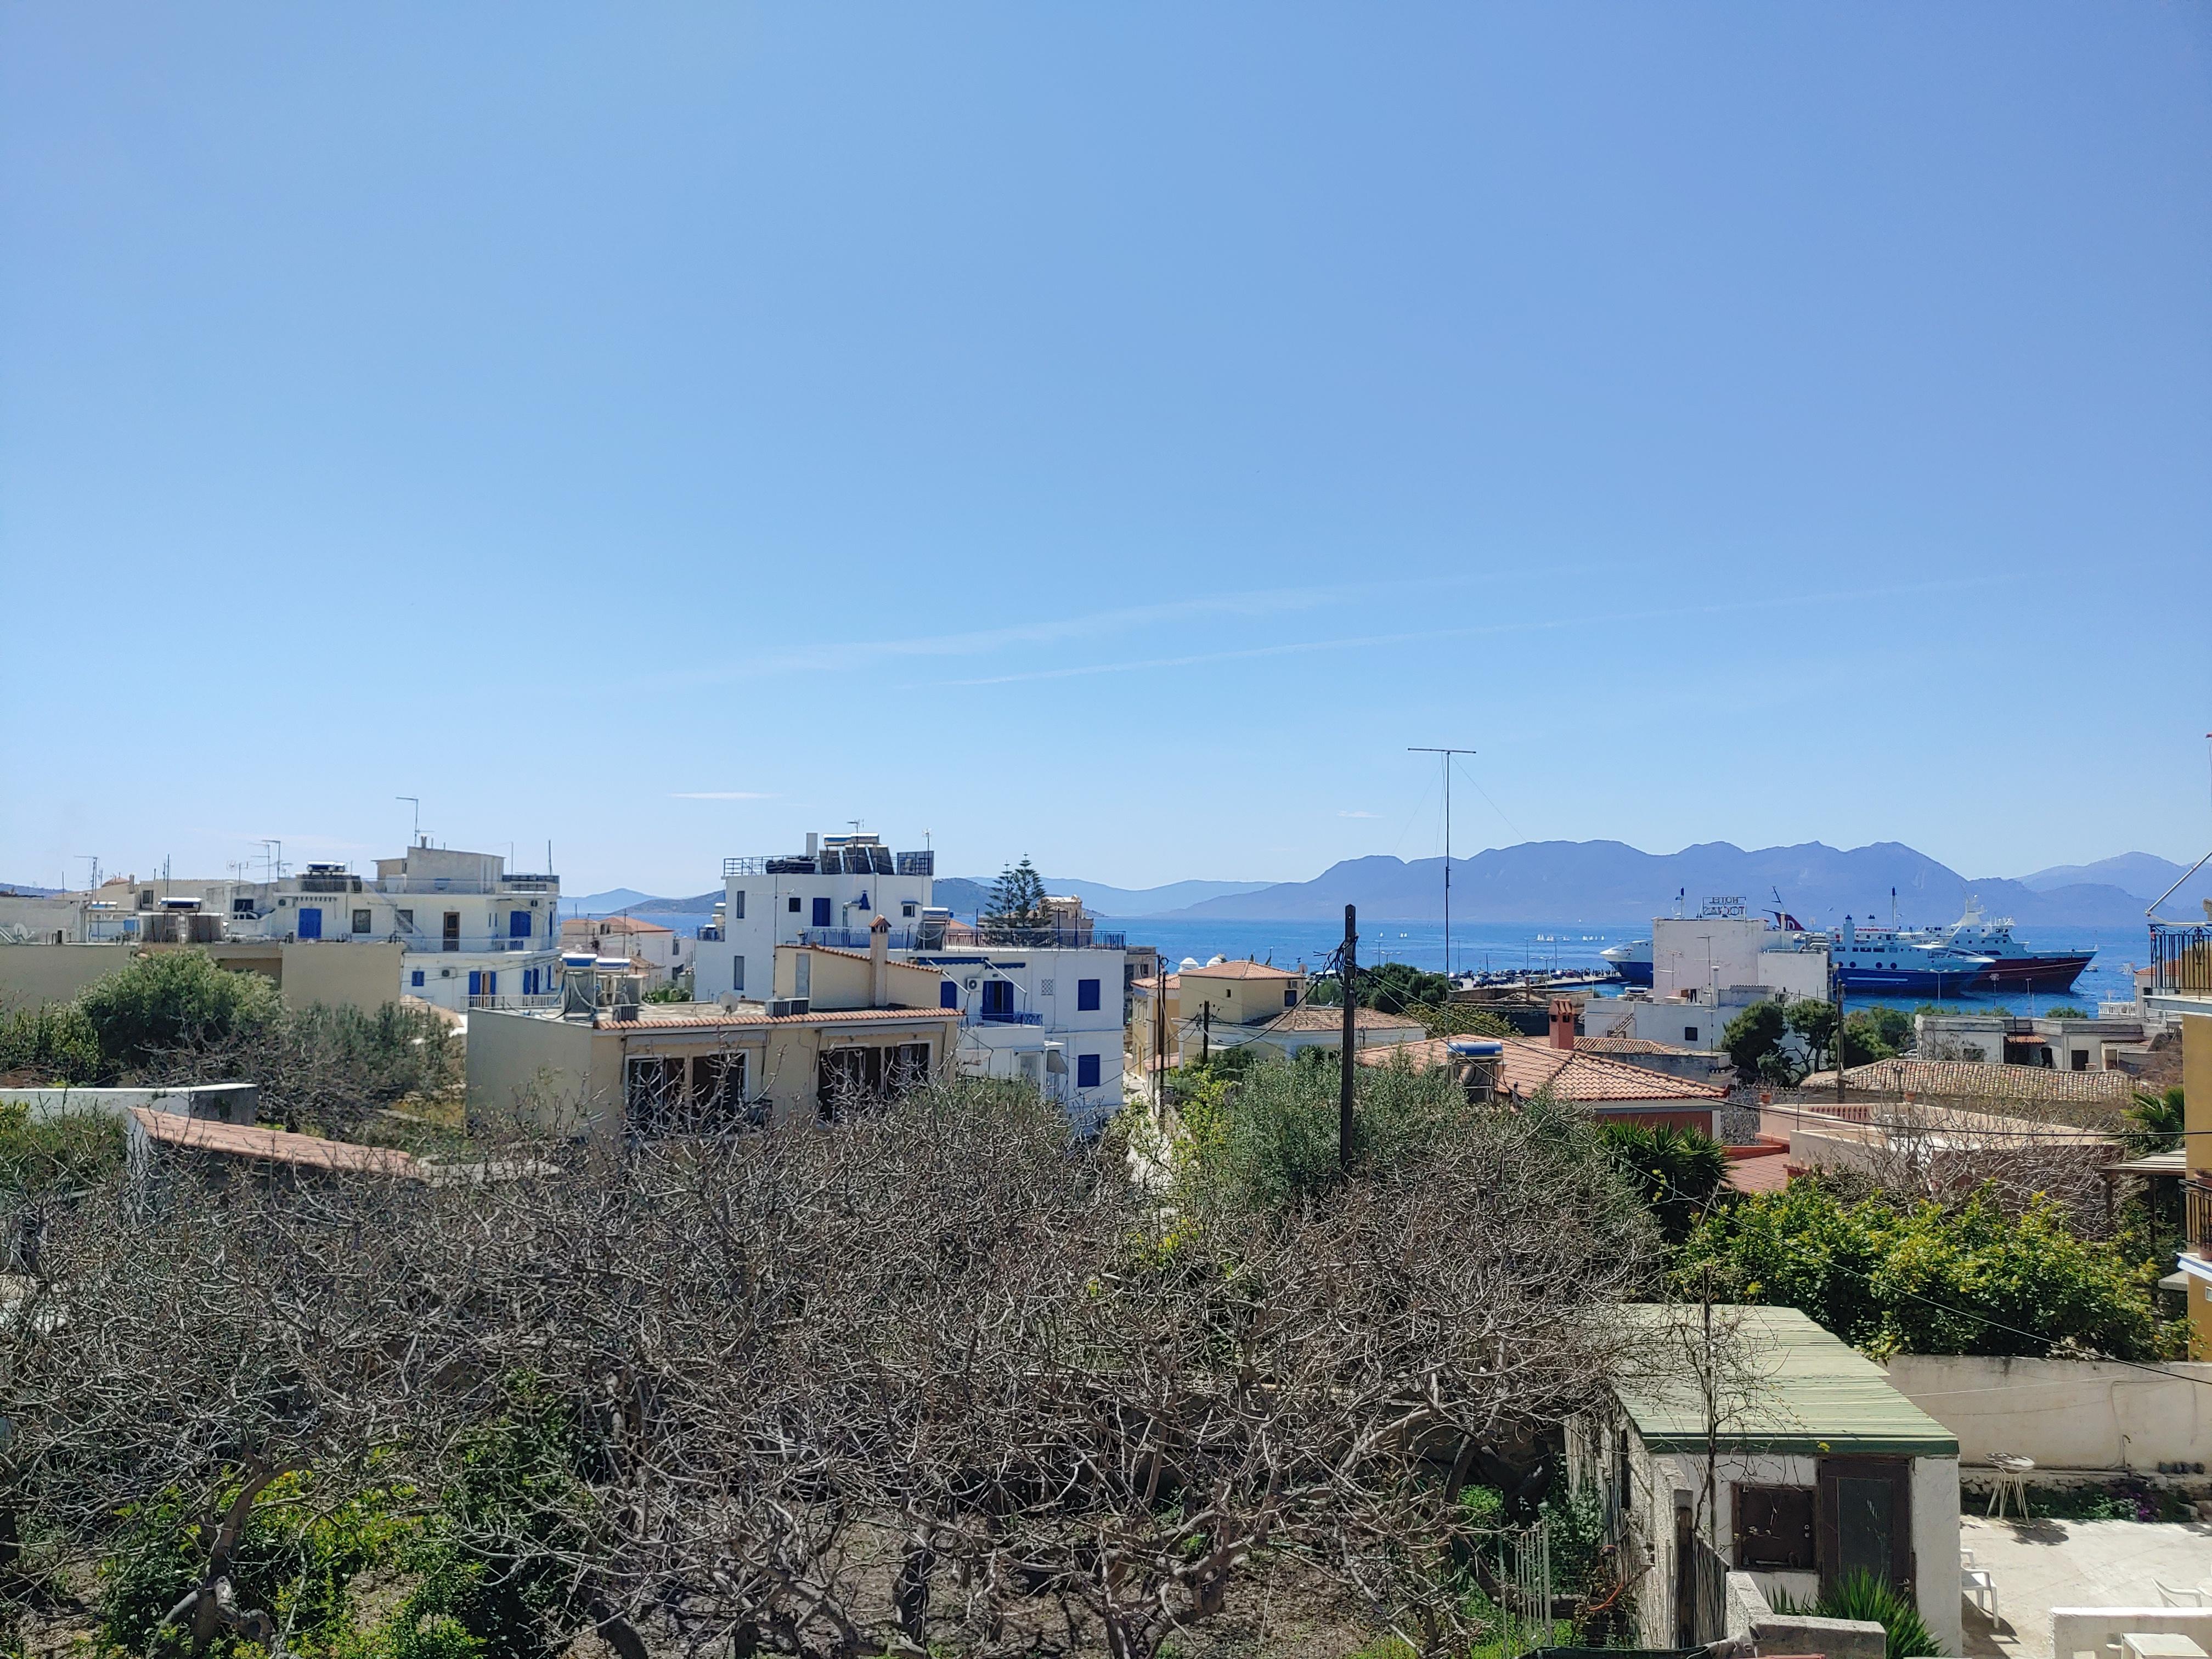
[[974, 1009, 1045, 1026], [2152, 923, 2212, 997], [799, 928, 919, 951], [2186, 1178, 2212, 1254], [969, 925, 1126, 949]]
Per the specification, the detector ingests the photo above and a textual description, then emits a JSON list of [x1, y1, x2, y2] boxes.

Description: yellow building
[[467, 931, 958, 1138], [2182, 1015, 2211, 1358], [1127, 971, 1181, 1077], [1176, 958, 1306, 1032]]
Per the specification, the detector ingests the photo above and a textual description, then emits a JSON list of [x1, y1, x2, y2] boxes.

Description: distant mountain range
[[545, 845, 2211, 931], [1148, 842, 2212, 928]]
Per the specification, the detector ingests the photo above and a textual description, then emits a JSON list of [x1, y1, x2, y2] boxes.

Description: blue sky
[[3, 4, 2208, 895]]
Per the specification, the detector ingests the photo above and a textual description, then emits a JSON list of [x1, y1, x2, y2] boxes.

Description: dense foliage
[[983, 856, 1048, 928], [78, 951, 281, 1075], [1674, 1178, 2170, 1360], [1596, 1121, 1726, 1244]]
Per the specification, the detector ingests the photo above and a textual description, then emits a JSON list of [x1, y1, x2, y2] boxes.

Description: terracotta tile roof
[[1180, 960, 1302, 981], [129, 1108, 424, 1177], [1131, 974, 1180, 993], [1266, 1004, 1427, 1034], [1807, 1058, 2138, 1104], [1363, 1035, 1728, 1103], [1579, 1036, 1707, 1057], [1725, 1149, 1795, 1194], [563, 915, 673, 935]]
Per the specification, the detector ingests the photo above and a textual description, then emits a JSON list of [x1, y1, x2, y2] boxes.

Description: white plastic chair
[[2154, 1582, 2208, 1609], [1987, 1452, 2035, 1519]]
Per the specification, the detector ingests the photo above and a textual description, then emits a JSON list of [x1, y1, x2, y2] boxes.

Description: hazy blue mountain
[[2015, 852, 2194, 901], [936, 876, 1272, 918], [0, 882, 60, 897], [1154, 840, 2155, 927], [563, 888, 662, 915]]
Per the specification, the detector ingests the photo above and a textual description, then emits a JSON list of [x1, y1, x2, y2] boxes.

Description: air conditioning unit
[[768, 996, 810, 1017]]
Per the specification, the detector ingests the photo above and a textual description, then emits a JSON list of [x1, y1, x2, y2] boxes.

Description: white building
[[907, 935, 1127, 1132], [690, 831, 1127, 1130], [691, 831, 935, 1001], [1652, 911, 1830, 1003], [1568, 1304, 1961, 1656], [560, 915, 689, 986]]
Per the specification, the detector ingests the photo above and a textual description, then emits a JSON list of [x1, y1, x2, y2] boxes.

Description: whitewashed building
[[691, 832, 935, 1002]]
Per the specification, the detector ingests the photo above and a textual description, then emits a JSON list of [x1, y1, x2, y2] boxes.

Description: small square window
[[1077, 978, 1102, 1012], [353, 909, 373, 934], [411, 969, 425, 988], [1684, 1026, 1699, 1043], [1076, 1053, 1102, 1089], [902, 902, 917, 918], [788, 896, 802, 913], [1041, 978, 1056, 997]]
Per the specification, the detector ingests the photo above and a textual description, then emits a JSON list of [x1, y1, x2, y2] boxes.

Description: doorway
[[1817, 1458, 1912, 1594]]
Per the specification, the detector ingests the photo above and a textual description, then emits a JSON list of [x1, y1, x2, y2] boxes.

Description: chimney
[[1549, 997, 1576, 1051], [806, 830, 820, 857], [870, 913, 890, 1007]]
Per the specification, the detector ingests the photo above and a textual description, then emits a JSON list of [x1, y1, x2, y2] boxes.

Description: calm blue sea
[[624, 907, 2148, 1013]]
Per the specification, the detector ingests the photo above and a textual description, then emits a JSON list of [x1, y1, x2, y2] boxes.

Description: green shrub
[[0, 1100, 126, 1192], [1599, 1121, 1727, 1244], [1676, 1180, 2168, 1359], [0, 1003, 103, 1085], [1780, 1567, 1942, 1659], [78, 951, 279, 1074]]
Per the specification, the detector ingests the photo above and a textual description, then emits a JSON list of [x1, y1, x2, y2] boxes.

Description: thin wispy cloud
[[666, 572, 1531, 685], [1338, 810, 1382, 819], [669, 792, 777, 801], [922, 578, 2006, 687]]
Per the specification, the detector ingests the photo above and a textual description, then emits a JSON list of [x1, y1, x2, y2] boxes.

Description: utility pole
[[1833, 952, 1848, 1109], [1340, 904, 1357, 1173], [1199, 999, 1212, 1064], [1408, 748, 1476, 981]]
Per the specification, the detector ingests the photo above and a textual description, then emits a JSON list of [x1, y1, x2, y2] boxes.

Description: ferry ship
[[1599, 938, 1652, 985], [1906, 896, 2094, 992], [1825, 916, 1992, 996]]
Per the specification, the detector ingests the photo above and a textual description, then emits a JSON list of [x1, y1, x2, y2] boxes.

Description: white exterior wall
[[1654, 917, 1769, 1000], [694, 866, 933, 1000], [1568, 1418, 1960, 1657], [403, 949, 563, 1011], [1759, 946, 1832, 1002], [905, 945, 1126, 1132], [1884, 1355, 2212, 1471]]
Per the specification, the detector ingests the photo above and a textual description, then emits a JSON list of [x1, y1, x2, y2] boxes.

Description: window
[[731, 890, 744, 919], [1683, 1026, 1699, 1042], [812, 896, 832, 928], [941, 980, 959, 1009], [1733, 1485, 1815, 1572], [1284, 984, 1297, 1007], [732, 955, 745, 992], [901, 902, 917, 918], [396, 908, 414, 930], [2072, 1049, 2089, 1071], [443, 911, 461, 951], [233, 898, 255, 916], [509, 910, 532, 939], [352, 909, 373, 934], [467, 970, 482, 996], [981, 980, 1014, 1019], [625, 1056, 687, 1136], [1076, 1053, 1102, 1089], [1077, 978, 1101, 1012], [139, 889, 154, 907], [297, 907, 323, 940], [1040, 978, 1056, 997], [788, 895, 802, 913], [523, 969, 538, 995], [411, 969, 425, 988]]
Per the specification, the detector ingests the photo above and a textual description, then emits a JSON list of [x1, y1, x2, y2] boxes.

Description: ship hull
[[1834, 965, 1987, 996], [1610, 960, 1654, 987], [1971, 953, 2094, 992]]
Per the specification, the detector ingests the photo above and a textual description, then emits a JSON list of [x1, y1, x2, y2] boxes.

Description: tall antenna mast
[[397, 797, 421, 845], [1408, 748, 1477, 980]]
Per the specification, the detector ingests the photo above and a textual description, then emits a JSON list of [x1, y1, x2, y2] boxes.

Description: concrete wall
[[466, 1009, 610, 1135], [1, 1082, 257, 1124], [1886, 1354, 2212, 1471], [271, 941, 403, 1010], [1759, 947, 1832, 1002], [1654, 916, 1767, 999], [772, 946, 943, 1009], [0, 942, 134, 1009], [2054, 1608, 2212, 1659]]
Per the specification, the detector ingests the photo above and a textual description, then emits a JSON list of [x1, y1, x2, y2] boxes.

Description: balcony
[[2151, 922, 2212, 997], [799, 927, 919, 951], [2187, 1178, 2212, 1254], [974, 1009, 1045, 1026], [969, 925, 1126, 950]]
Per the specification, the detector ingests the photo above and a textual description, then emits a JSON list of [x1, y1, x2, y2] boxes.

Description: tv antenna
[[1408, 747, 1477, 979]]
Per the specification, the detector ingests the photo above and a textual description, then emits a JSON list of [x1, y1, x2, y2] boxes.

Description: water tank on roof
[[1179, 957, 1202, 971], [1206, 955, 1226, 967]]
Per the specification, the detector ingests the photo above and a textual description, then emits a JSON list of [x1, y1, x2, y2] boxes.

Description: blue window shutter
[[487, 971, 497, 995], [812, 897, 832, 928], [467, 970, 482, 996], [940, 980, 958, 1009], [297, 907, 321, 939], [411, 969, 425, 988], [1285, 985, 1297, 1007], [1077, 1053, 1102, 1088], [1077, 978, 1101, 1012], [510, 910, 531, 938]]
